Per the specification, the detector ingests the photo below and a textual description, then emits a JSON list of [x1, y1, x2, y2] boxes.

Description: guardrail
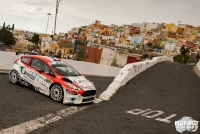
[[0, 51, 121, 77], [99, 56, 174, 101]]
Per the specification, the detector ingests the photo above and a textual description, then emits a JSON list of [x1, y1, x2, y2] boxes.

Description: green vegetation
[[142, 54, 149, 59], [0, 28, 16, 45], [173, 46, 191, 64], [78, 41, 86, 46], [111, 58, 119, 67], [77, 47, 85, 59], [31, 33, 39, 44]]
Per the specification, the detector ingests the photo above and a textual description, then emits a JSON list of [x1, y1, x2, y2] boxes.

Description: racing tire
[[50, 84, 63, 102], [10, 70, 19, 84]]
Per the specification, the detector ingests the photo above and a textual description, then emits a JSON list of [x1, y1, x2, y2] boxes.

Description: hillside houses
[[2, 20, 200, 66]]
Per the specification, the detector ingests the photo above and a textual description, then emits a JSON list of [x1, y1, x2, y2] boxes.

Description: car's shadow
[[16, 82, 95, 106]]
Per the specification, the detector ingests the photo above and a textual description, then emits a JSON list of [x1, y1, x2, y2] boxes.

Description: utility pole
[[53, 0, 61, 41]]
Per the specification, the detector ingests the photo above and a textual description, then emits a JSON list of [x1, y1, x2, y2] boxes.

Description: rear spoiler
[[16, 52, 39, 55]]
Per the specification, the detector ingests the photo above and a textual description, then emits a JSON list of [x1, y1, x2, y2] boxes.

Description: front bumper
[[63, 89, 96, 104]]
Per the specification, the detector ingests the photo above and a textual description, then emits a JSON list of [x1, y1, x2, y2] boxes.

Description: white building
[[41, 37, 52, 51], [100, 47, 127, 67], [165, 40, 177, 51]]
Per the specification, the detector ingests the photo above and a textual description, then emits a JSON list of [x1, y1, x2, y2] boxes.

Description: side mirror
[[36, 68, 42, 73]]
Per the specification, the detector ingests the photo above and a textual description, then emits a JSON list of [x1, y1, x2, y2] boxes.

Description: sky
[[0, 0, 200, 34]]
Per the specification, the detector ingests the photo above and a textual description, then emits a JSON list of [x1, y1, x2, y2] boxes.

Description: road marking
[[126, 108, 177, 123], [0, 106, 88, 134]]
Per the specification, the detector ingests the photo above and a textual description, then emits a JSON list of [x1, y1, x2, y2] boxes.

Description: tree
[[180, 46, 190, 55], [12, 24, 14, 30], [31, 33, 39, 44], [77, 47, 85, 59], [111, 58, 119, 67], [3, 22, 5, 29], [0, 28, 16, 45], [173, 46, 190, 64]]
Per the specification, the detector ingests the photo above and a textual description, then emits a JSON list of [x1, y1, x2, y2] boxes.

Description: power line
[[58, 10, 91, 24]]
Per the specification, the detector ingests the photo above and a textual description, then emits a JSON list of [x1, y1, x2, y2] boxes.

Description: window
[[31, 58, 53, 75], [21, 57, 31, 65], [52, 64, 80, 76]]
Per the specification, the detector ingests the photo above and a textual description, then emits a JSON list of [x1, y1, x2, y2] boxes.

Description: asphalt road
[[29, 62, 200, 134], [0, 74, 114, 131]]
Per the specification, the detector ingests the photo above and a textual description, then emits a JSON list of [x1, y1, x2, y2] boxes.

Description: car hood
[[65, 76, 95, 90]]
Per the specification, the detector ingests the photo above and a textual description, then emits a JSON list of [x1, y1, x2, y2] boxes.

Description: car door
[[30, 58, 54, 96], [19, 56, 38, 86]]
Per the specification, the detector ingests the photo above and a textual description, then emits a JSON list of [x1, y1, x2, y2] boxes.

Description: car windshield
[[52, 64, 80, 76]]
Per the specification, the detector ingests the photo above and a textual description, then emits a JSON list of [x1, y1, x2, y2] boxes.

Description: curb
[[193, 66, 200, 78], [0, 70, 10, 74]]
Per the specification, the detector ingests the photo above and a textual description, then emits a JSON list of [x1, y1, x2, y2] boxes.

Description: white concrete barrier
[[0, 52, 20, 70], [61, 59, 121, 77], [99, 56, 174, 101], [196, 60, 200, 70], [0, 51, 121, 77]]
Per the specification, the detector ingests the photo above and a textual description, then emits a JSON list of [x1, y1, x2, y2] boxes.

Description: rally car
[[9, 54, 96, 104]]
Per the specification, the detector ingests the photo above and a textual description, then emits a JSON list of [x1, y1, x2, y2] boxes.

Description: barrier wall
[[61, 59, 121, 77], [99, 56, 174, 101], [0, 51, 121, 77], [197, 60, 200, 70], [0, 52, 20, 71]]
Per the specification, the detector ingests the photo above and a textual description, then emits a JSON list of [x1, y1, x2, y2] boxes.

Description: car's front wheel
[[50, 84, 63, 102], [10, 70, 19, 84]]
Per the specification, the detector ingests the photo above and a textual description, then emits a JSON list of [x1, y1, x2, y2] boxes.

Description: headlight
[[64, 82, 81, 91]]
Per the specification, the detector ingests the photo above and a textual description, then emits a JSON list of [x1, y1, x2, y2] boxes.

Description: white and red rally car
[[9, 54, 96, 104]]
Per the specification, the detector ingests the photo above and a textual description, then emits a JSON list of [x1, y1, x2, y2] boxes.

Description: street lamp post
[[178, 20, 181, 27], [46, 13, 51, 34]]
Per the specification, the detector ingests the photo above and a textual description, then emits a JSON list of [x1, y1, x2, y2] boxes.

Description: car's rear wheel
[[10, 70, 19, 84], [50, 84, 63, 102]]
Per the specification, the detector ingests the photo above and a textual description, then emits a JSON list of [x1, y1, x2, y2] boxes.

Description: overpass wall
[[0, 51, 121, 77], [99, 56, 174, 101]]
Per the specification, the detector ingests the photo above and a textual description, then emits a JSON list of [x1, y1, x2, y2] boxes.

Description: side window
[[21, 57, 31, 65], [31, 58, 53, 75]]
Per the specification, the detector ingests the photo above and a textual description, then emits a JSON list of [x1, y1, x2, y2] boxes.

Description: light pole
[[46, 13, 51, 34], [53, 0, 61, 41]]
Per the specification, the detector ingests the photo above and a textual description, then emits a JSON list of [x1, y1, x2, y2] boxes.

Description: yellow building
[[39, 34, 51, 39], [191, 27, 199, 35], [165, 23, 177, 32], [100, 27, 107, 35], [190, 34, 196, 41], [12, 40, 28, 52]]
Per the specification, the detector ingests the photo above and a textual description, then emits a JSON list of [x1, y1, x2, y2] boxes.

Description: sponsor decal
[[22, 57, 31, 64], [19, 78, 29, 86], [175, 117, 199, 133], [22, 58, 27, 63], [20, 66, 37, 81], [34, 87, 42, 92], [70, 97, 76, 102], [44, 78, 51, 84]]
